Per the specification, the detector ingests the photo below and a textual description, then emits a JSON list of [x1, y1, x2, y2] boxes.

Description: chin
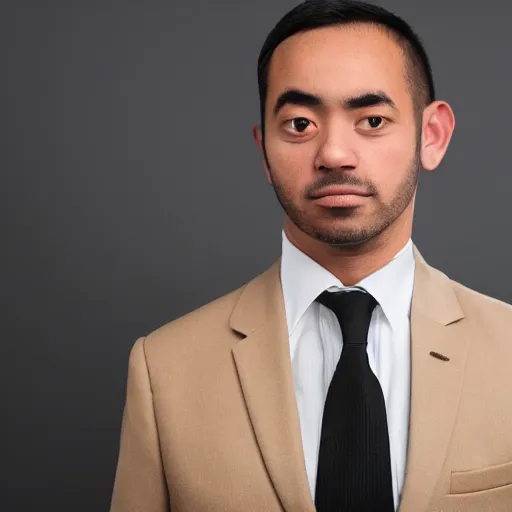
[[299, 223, 377, 247]]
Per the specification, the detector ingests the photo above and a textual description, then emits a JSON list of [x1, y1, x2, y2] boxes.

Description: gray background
[[4, 0, 511, 510]]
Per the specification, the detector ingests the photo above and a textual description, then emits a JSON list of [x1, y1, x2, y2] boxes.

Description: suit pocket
[[449, 460, 512, 494]]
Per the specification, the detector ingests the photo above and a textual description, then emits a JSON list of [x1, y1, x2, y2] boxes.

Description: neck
[[284, 206, 414, 286]]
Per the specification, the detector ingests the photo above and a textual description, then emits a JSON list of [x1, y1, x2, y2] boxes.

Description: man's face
[[260, 24, 422, 247]]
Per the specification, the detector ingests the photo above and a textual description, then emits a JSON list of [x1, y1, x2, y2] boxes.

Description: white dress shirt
[[280, 230, 416, 509]]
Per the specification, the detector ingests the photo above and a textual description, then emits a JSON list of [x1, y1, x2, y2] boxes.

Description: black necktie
[[314, 290, 394, 512]]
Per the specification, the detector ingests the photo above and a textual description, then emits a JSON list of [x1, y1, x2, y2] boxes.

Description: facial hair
[[267, 147, 421, 247]]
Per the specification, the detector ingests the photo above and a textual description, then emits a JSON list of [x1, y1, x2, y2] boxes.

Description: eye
[[359, 116, 387, 130], [285, 117, 313, 133]]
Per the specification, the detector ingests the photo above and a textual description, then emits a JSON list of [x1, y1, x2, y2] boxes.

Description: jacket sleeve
[[110, 337, 169, 512]]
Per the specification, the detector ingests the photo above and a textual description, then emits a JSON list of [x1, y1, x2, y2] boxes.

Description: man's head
[[253, 0, 455, 249]]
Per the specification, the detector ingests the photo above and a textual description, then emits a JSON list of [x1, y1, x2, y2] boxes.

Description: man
[[110, 1, 512, 511]]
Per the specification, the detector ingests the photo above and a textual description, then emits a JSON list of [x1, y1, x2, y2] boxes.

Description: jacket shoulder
[[143, 283, 247, 354], [449, 277, 512, 338], [142, 260, 280, 349]]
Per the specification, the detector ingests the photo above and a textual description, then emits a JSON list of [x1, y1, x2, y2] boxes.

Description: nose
[[314, 123, 359, 172]]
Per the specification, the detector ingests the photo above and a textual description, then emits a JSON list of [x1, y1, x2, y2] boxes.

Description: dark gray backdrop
[[4, 0, 511, 511]]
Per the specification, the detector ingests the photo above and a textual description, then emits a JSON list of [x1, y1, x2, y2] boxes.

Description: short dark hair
[[257, 0, 435, 133]]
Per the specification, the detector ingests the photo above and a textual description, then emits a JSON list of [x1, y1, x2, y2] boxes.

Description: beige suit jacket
[[110, 245, 512, 511]]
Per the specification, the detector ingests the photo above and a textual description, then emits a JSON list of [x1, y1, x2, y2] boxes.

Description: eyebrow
[[272, 89, 397, 116]]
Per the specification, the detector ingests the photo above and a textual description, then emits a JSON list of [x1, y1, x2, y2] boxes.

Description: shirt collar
[[280, 229, 416, 334]]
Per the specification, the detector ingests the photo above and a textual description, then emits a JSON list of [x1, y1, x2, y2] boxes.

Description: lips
[[311, 186, 371, 198]]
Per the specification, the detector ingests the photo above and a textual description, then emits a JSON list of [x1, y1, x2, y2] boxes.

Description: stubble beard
[[267, 148, 421, 248]]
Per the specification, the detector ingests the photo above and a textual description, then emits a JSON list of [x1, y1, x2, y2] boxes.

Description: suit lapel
[[399, 246, 468, 511], [230, 260, 315, 512]]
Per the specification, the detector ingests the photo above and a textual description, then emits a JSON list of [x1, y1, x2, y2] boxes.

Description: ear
[[252, 124, 272, 184], [420, 100, 456, 171]]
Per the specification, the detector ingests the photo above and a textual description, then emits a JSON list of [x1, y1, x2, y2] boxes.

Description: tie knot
[[315, 290, 377, 345]]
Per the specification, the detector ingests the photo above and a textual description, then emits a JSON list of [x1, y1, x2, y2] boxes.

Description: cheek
[[362, 134, 416, 195], [266, 138, 315, 187]]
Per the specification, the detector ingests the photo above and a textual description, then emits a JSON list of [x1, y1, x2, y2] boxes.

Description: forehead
[[267, 24, 410, 108]]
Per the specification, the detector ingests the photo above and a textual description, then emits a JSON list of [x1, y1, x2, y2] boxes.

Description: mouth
[[310, 186, 372, 208], [311, 186, 371, 198]]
